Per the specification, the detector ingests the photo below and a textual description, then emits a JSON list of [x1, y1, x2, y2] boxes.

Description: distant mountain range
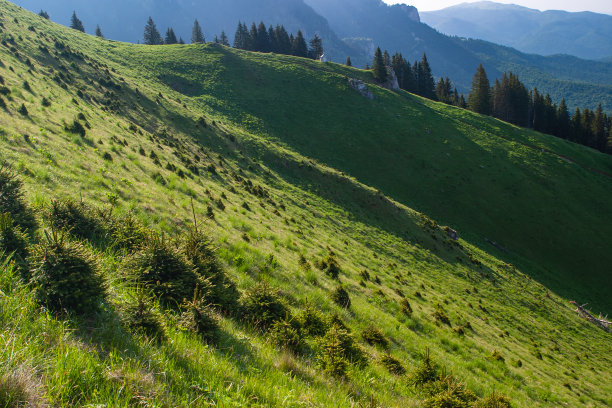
[[11, 0, 612, 111], [421, 1, 612, 61]]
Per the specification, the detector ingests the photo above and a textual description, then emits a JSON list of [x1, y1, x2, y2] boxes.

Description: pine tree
[[191, 19, 205, 44], [417, 54, 435, 99], [556, 99, 570, 140], [70, 11, 85, 33], [179, 37, 185, 45], [570, 108, 582, 143], [607, 124, 612, 154], [345, 56, 352, 67], [435, 77, 453, 104], [143, 17, 163, 45], [592, 104, 606, 152], [234, 22, 248, 49], [95, 25, 104, 38], [468, 64, 491, 115], [256, 21, 270, 52], [292, 30, 308, 58], [383, 50, 391, 66], [309, 34, 324, 60], [165, 28, 178, 45], [219, 31, 230, 46], [39, 10, 49, 20], [275, 26, 292, 55], [372, 47, 387, 82]]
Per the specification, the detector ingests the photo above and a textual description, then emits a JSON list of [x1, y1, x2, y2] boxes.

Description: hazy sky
[[382, 0, 612, 14]]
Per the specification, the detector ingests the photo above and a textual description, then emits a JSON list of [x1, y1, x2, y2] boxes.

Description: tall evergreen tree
[[556, 99, 571, 140], [268, 25, 278, 52], [372, 47, 387, 82], [309, 34, 324, 60], [39, 10, 49, 19], [191, 19, 205, 44], [292, 30, 308, 58], [233, 22, 248, 49], [95, 25, 104, 38], [248, 23, 258, 51], [383, 50, 391, 67], [417, 54, 435, 99], [570, 108, 582, 143], [70, 11, 85, 33], [219, 31, 230, 46], [179, 37, 185, 44], [435, 77, 453, 104], [165, 28, 178, 45], [274, 25, 292, 55], [392, 53, 415, 93], [143, 17, 163, 45], [345, 56, 352, 67], [592, 104, 607, 152], [256, 21, 270, 52], [467, 64, 491, 115], [607, 123, 612, 154]]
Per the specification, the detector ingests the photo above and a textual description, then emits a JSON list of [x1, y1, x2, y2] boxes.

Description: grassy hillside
[[0, 2, 611, 407]]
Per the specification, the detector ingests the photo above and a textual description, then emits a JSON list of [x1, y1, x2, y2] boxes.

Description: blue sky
[[382, 0, 612, 14]]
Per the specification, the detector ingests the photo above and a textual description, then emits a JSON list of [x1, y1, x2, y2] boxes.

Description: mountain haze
[[421, 1, 612, 60]]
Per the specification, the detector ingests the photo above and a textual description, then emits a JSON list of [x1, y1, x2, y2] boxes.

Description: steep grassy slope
[[0, 2, 611, 407], [110, 37, 612, 311]]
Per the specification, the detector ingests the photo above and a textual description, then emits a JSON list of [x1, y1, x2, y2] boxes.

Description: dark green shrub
[[317, 254, 341, 279], [380, 354, 406, 375], [433, 303, 451, 326], [401, 298, 413, 315], [0, 213, 29, 268], [17, 104, 28, 116], [41, 97, 51, 107], [361, 326, 389, 349], [240, 282, 287, 330], [120, 286, 164, 339], [270, 318, 304, 353], [423, 376, 477, 408], [102, 152, 113, 161], [46, 199, 103, 240], [64, 119, 85, 136], [410, 348, 439, 387], [181, 229, 239, 313], [296, 303, 328, 337], [473, 389, 512, 408], [0, 166, 36, 231], [319, 322, 366, 371], [0, 96, 5, 109], [29, 230, 105, 314], [331, 285, 350, 309], [178, 291, 219, 344], [104, 212, 149, 251], [489, 349, 505, 363], [22, 81, 31, 92], [122, 233, 197, 307], [318, 323, 349, 378]]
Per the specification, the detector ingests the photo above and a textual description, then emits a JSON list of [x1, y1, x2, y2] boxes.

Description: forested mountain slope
[[421, 1, 612, 60]]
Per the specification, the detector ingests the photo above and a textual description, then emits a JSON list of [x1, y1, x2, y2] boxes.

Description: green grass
[[0, 1, 611, 407]]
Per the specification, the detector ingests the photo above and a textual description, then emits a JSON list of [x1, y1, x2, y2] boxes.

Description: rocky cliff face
[[391, 3, 420, 23]]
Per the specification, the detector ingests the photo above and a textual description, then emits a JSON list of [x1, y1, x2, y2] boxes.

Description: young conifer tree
[[143, 17, 163, 45], [468, 64, 491, 115], [165, 28, 178, 44], [192, 19, 205, 44], [345, 56, 352, 66], [372, 47, 387, 82], [95, 25, 104, 38], [70, 11, 85, 32]]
